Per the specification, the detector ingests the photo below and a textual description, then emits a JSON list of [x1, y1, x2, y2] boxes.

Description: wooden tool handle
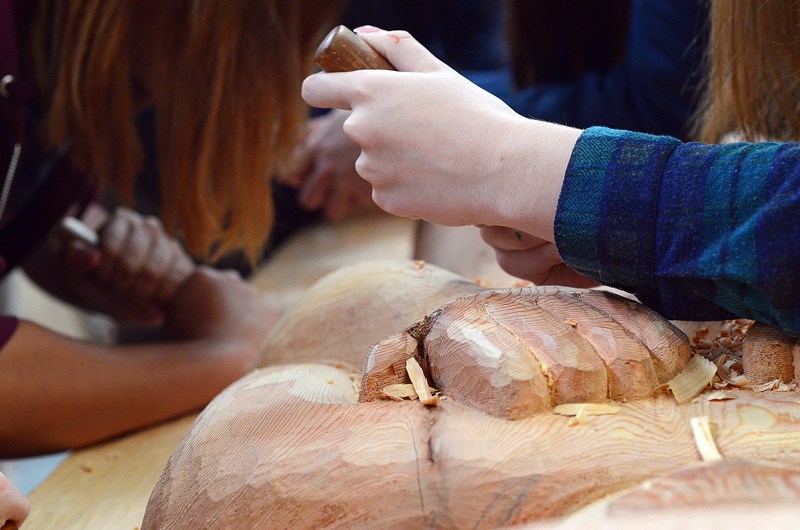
[[314, 25, 395, 73]]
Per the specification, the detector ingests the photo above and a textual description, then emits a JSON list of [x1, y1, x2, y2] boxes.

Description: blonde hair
[[31, 0, 343, 261], [698, 0, 800, 142]]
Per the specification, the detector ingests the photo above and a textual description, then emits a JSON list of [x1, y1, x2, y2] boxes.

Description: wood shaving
[[405, 357, 439, 406], [564, 318, 578, 328], [667, 354, 717, 403], [749, 379, 797, 393], [691, 319, 753, 355], [568, 407, 589, 426], [380, 383, 432, 401], [690, 415, 722, 462], [714, 354, 748, 387], [553, 403, 620, 417], [412, 260, 426, 270], [706, 390, 735, 401]]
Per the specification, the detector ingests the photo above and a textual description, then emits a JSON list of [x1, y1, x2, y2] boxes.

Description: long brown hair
[[697, 0, 800, 142], [30, 0, 343, 261]]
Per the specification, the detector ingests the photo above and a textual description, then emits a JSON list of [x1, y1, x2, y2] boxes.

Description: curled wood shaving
[[690, 416, 722, 462], [405, 357, 439, 406], [667, 354, 717, 403], [553, 403, 620, 417], [749, 379, 797, 393], [714, 354, 748, 387]]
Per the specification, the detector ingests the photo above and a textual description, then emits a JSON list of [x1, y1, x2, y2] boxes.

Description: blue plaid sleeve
[[555, 126, 800, 335]]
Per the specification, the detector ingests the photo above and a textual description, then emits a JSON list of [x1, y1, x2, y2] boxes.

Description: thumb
[[64, 241, 102, 273], [354, 27, 448, 73]]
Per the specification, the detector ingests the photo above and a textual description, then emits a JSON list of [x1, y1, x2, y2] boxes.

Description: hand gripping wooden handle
[[314, 25, 395, 73]]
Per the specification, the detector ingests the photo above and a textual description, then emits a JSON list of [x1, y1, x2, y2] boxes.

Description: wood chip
[[667, 354, 717, 403], [553, 403, 620, 417], [749, 379, 797, 393], [405, 357, 438, 406], [706, 390, 735, 401], [568, 407, 589, 426], [564, 318, 578, 328], [690, 415, 722, 462], [381, 383, 421, 401]]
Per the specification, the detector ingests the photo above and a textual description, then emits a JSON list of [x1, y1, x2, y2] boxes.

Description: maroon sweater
[[0, 0, 95, 347]]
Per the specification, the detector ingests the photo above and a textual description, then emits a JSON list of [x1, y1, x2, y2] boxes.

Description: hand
[[162, 266, 283, 370], [279, 110, 374, 220], [64, 207, 194, 326], [480, 226, 599, 287], [302, 27, 582, 240], [0, 472, 28, 530]]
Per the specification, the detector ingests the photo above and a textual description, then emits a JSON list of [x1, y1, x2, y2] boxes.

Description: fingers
[[0, 472, 29, 529], [276, 144, 313, 188], [128, 218, 174, 303], [109, 212, 154, 297], [480, 226, 549, 251], [493, 244, 563, 283], [96, 208, 134, 285], [324, 177, 373, 220], [354, 27, 447, 73], [151, 241, 195, 305], [63, 240, 101, 273], [302, 29, 446, 111], [97, 208, 194, 307], [298, 164, 335, 211], [302, 72, 358, 111]]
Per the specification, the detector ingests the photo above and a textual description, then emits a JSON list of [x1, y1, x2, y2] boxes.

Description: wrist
[[491, 118, 582, 242]]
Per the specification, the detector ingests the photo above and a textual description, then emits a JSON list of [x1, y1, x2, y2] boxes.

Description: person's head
[[31, 0, 344, 261], [698, 0, 800, 142]]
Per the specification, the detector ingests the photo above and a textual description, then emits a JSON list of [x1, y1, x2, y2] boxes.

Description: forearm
[[0, 320, 248, 457]]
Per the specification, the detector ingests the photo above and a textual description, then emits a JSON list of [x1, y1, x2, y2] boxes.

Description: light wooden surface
[[25, 416, 196, 530], [23, 212, 423, 529]]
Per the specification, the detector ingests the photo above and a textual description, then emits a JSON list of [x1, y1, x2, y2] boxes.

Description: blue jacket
[[556, 127, 800, 335]]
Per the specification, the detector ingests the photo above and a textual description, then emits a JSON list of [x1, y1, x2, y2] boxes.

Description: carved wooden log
[[143, 260, 800, 529]]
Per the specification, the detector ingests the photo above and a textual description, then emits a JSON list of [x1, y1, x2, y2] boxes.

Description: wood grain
[[25, 415, 196, 530], [143, 365, 800, 529], [742, 323, 796, 384], [314, 25, 395, 73]]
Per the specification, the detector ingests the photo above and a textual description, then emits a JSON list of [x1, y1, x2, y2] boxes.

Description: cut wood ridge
[[143, 260, 800, 529]]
